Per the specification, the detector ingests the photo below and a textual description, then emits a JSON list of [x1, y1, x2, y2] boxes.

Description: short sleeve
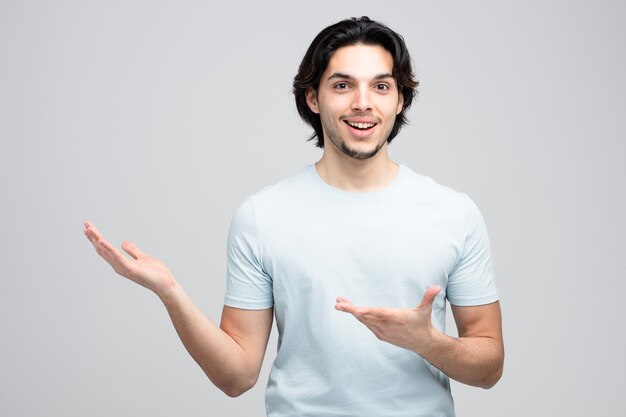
[[446, 195, 499, 306], [223, 197, 274, 309]]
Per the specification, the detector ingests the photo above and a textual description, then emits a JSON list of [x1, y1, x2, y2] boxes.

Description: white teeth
[[347, 121, 375, 129]]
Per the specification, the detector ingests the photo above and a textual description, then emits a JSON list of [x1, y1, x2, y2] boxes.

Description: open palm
[[83, 220, 175, 295]]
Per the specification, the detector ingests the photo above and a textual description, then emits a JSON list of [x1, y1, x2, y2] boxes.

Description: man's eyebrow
[[327, 72, 395, 81], [373, 73, 394, 80]]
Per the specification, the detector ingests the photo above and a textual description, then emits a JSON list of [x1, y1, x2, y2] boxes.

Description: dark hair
[[293, 16, 419, 148]]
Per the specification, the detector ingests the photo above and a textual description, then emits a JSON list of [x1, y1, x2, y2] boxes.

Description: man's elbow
[[479, 364, 503, 389], [222, 385, 249, 398], [220, 375, 258, 398], [479, 342, 504, 389]]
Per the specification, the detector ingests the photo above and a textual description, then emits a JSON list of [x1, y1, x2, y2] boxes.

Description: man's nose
[[352, 86, 372, 112]]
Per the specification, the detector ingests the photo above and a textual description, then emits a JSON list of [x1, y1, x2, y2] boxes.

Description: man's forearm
[[415, 329, 504, 389], [158, 282, 251, 396]]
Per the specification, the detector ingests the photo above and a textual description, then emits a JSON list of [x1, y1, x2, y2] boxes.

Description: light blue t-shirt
[[224, 163, 498, 417]]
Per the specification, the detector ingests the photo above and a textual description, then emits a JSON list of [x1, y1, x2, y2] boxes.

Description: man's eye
[[334, 82, 349, 89], [376, 83, 390, 91]]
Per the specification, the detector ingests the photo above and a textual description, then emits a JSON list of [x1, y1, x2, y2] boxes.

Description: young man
[[84, 17, 503, 417]]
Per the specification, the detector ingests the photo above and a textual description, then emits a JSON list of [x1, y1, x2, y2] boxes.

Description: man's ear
[[306, 88, 319, 114], [396, 91, 404, 115]]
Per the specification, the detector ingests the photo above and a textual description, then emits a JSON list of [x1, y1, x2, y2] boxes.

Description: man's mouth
[[344, 121, 377, 130]]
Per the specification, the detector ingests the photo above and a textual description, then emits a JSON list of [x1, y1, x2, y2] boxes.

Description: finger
[[335, 302, 363, 316], [360, 308, 403, 328], [417, 285, 441, 311], [85, 228, 107, 253], [83, 220, 93, 240], [83, 221, 90, 238], [361, 307, 392, 318], [98, 238, 135, 275], [335, 296, 352, 312], [121, 241, 146, 260], [84, 226, 99, 247], [84, 221, 105, 243]]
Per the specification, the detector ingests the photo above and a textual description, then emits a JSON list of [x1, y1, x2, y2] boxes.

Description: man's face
[[306, 44, 403, 160]]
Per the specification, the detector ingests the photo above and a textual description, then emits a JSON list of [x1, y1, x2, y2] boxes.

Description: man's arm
[[423, 301, 503, 389], [335, 286, 504, 389], [83, 221, 273, 397], [160, 287, 273, 397]]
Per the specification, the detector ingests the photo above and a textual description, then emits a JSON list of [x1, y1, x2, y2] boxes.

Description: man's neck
[[315, 148, 399, 193]]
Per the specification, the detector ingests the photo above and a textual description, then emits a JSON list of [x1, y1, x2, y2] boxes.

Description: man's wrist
[[156, 278, 182, 304], [412, 325, 446, 356]]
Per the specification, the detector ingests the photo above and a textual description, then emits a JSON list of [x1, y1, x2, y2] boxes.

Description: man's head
[[293, 17, 418, 151]]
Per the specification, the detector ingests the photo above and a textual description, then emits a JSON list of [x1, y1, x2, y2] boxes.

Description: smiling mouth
[[344, 121, 377, 130]]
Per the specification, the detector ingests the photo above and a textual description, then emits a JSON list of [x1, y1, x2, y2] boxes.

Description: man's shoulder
[[229, 166, 313, 227], [233, 165, 317, 217], [250, 164, 313, 200], [399, 164, 471, 206]]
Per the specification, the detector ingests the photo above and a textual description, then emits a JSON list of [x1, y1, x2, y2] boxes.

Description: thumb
[[121, 241, 146, 260], [418, 285, 441, 312]]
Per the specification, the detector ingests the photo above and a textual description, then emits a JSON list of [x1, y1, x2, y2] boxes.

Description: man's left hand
[[335, 285, 441, 353]]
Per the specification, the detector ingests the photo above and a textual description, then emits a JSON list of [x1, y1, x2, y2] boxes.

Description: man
[[84, 16, 503, 417]]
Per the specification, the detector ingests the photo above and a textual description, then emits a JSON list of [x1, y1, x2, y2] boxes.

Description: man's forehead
[[323, 44, 394, 79]]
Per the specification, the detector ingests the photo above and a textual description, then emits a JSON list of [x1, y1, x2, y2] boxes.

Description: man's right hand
[[83, 220, 175, 297]]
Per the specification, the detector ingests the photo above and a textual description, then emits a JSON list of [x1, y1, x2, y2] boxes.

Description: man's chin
[[339, 142, 384, 160]]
